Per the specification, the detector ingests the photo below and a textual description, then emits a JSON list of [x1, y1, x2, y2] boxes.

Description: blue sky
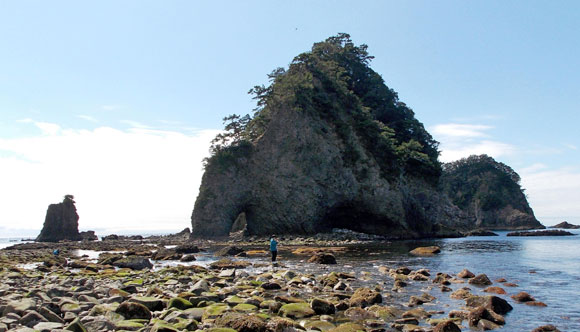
[[1, 1, 579, 235]]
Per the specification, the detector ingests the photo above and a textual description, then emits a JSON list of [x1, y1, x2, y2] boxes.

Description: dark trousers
[[271, 250, 277, 262]]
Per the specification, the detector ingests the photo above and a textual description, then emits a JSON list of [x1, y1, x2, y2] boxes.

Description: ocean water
[[267, 229, 580, 331], [0, 237, 33, 249]]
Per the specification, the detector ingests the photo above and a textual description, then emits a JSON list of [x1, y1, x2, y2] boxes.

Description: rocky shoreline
[[0, 235, 562, 332]]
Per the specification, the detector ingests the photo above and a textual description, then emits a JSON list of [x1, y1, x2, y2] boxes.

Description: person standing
[[269, 236, 278, 263]]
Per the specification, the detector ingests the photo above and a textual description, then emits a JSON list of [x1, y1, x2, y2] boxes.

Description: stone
[[511, 291, 535, 302], [532, 325, 562, 332], [79, 231, 98, 241], [410, 246, 441, 256], [310, 298, 336, 315], [39, 307, 64, 323], [468, 274, 492, 286], [349, 288, 382, 308], [279, 302, 316, 319], [307, 253, 337, 264], [483, 286, 506, 295], [115, 301, 152, 320], [36, 195, 82, 242], [83, 317, 116, 331], [261, 282, 282, 290], [3, 298, 36, 316], [477, 318, 501, 330], [457, 269, 475, 278], [190, 279, 210, 295], [112, 256, 153, 270], [218, 268, 236, 278], [33, 322, 65, 332], [65, 317, 88, 332], [20, 310, 48, 327], [209, 258, 250, 269], [468, 306, 505, 327], [433, 320, 461, 332], [174, 243, 200, 254], [167, 297, 193, 310], [128, 296, 165, 311], [180, 254, 197, 262], [465, 295, 513, 315], [327, 322, 365, 332], [216, 246, 245, 257]]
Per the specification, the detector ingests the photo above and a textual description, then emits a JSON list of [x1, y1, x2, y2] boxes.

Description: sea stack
[[36, 195, 82, 242]]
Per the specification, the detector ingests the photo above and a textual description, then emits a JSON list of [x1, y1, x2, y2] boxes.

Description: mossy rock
[[171, 317, 199, 330], [116, 319, 146, 330], [305, 320, 336, 331], [150, 322, 180, 332], [167, 297, 193, 310], [61, 302, 82, 313], [233, 303, 258, 312], [65, 318, 87, 332], [115, 301, 152, 320], [279, 302, 316, 319], [205, 329, 237, 332], [327, 322, 365, 332], [260, 300, 282, 313], [367, 305, 401, 321], [202, 303, 230, 320], [124, 278, 144, 286], [129, 296, 166, 311], [224, 295, 244, 305], [109, 288, 130, 298]]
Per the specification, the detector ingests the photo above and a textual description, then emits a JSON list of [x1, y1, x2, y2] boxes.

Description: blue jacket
[[270, 238, 278, 251]]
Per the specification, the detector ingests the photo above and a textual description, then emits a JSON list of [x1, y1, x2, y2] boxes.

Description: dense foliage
[[205, 34, 440, 180], [440, 154, 526, 211]]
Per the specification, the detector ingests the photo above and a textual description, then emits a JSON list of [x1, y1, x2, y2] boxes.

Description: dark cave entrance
[[320, 202, 396, 235]]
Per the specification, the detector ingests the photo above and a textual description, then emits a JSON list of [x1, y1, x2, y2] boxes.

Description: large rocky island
[[191, 34, 542, 239]]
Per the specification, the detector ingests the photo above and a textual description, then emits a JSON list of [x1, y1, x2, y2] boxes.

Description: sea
[[1, 229, 579, 331]]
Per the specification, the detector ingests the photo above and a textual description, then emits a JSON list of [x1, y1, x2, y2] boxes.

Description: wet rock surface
[[0, 236, 565, 332]]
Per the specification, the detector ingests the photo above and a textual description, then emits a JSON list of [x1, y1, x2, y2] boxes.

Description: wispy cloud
[[520, 165, 580, 226], [34, 121, 61, 135], [76, 115, 98, 122], [564, 143, 577, 150], [0, 121, 220, 234], [431, 123, 492, 138], [430, 123, 514, 162]]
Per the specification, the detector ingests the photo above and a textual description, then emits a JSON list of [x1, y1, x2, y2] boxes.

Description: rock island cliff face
[[440, 155, 543, 230], [191, 34, 541, 238], [36, 195, 82, 242]]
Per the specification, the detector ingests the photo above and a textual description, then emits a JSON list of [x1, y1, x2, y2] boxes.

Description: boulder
[[433, 320, 461, 332], [279, 302, 316, 319], [79, 231, 98, 241], [310, 298, 336, 315], [174, 243, 200, 254], [215, 312, 267, 332], [532, 325, 561, 332], [511, 291, 535, 302], [36, 195, 82, 242], [307, 253, 337, 264], [410, 246, 441, 256], [115, 301, 152, 320], [457, 269, 475, 278], [465, 295, 513, 315], [349, 288, 382, 308], [112, 256, 153, 270], [468, 274, 492, 286]]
